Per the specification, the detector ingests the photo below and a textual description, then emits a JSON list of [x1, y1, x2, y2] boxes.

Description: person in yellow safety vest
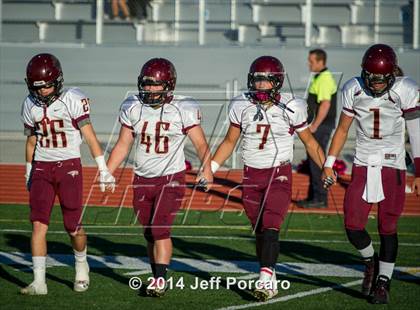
[[298, 48, 337, 209]]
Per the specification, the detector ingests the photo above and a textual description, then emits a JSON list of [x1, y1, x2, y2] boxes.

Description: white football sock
[[32, 256, 46, 284], [379, 261, 394, 280], [74, 247, 89, 281], [74, 246, 87, 263], [358, 242, 374, 259]]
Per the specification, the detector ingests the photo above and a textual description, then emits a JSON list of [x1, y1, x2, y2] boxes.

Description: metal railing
[[0, 0, 418, 48]]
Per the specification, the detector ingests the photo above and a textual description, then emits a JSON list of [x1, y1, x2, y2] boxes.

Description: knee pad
[[346, 229, 371, 250], [379, 233, 398, 263]]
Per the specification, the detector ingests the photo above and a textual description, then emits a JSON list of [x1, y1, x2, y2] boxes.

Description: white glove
[[25, 162, 32, 191], [99, 169, 115, 193], [95, 155, 115, 193]]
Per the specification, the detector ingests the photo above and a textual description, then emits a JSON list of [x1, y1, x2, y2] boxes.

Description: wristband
[[95, 155, 107, 171], [324, 155, 336, 168], [211, 160, 220, 174]]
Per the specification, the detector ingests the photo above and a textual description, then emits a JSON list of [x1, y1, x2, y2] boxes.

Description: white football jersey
[[229, 92, 308, 169], [119, 95, 201, 177], [21, 88, 91, 162], [341, 76, 419, 169]]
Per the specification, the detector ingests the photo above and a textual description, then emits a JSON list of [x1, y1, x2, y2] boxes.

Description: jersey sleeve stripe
[[293, 121, 307, 129], [230, 122, 241, 128], [75, 114, 91, 128], [402, 106, 420, 120], [343, 107, 356, 114], [182, 124, 198, 134], [23, 123, 35, 136], [120, 122, 134, 130]]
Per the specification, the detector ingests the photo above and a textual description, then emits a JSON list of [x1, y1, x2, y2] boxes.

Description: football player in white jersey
[[20, 54, 115, 295], [211, 56, 325, 301], [322, 44, 420, 304], [106, 58, 213, 297]]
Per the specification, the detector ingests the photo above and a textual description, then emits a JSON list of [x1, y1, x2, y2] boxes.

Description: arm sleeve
[[181, 99, 201, 134], [69, 88, 91, 129], [317, 73, 337, 102], [400, 78, 420, 120], [406, 118, 420, 177], [20, 99, 35, 136], [289, 99, 309, 132], [341, 80, 356, 117], [119, 99, 134, 130], [228, 100, 241, 128]]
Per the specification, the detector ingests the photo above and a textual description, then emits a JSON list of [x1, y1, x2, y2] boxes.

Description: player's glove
[[99, 169, 115, 193], [197, 177, 209, 192], [323, 170, 338, 189], [95, 155, 115, 193]]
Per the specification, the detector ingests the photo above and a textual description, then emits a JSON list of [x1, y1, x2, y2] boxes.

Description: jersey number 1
[[369, 108, 381, 139]]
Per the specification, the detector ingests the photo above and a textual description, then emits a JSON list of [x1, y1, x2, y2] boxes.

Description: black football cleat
[[370, 275, 391, 304], [361, 254, 378, 297]]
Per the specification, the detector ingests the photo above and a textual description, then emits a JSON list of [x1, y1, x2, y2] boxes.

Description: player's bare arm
[[80, 123, 103, 158], [25, 135, 36, 190], [211, 124, 241, 172], [106, 125, 134, 174], [310, 100, 331, 133], [322, 112, 354, 186], [188, 125, 213, 190], [80, 123, 115, 192], [297, 127, 325, 169]]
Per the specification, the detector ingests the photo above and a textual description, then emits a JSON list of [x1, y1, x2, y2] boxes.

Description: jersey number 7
[[256, 124, 270, 149]]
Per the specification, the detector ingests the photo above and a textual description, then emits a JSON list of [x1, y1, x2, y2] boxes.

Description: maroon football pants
[[242, 164, 292, 232], [29, 158, 83, 233], [344, 165, 406, 235], [133, 171, 185, 242]]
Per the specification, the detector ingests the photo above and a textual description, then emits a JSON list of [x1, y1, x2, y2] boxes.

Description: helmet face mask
[[361, 44, 397, 97], [247, 56, 284, 105], [137, 58, 176, 107], [25, 53, 64, 107], [138, 78, 170, 107], [361, 70, 393, 96]]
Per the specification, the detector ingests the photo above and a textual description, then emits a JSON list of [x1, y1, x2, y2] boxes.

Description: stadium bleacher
[[1, 0, 415, 45]]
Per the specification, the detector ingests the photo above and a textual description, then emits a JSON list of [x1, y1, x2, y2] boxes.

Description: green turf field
[[1, 204, 419, 309]]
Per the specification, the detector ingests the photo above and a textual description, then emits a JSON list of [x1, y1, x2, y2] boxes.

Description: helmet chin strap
[[252, 90, 278, 121]]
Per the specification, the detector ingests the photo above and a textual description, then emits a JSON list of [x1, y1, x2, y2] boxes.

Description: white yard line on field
[[215, 279, 363, 310], [1, 251, 419, 280], [1, 228, 420, 247]]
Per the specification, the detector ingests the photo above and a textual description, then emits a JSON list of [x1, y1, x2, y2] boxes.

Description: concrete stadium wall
[[1, 44, 419, 135]]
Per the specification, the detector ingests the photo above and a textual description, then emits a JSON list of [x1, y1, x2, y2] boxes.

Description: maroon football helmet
[[25, 53, 64, 106], [137, 58, 177, 106], [248, 56, 285, 104], [361, 44, 397, 96]]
